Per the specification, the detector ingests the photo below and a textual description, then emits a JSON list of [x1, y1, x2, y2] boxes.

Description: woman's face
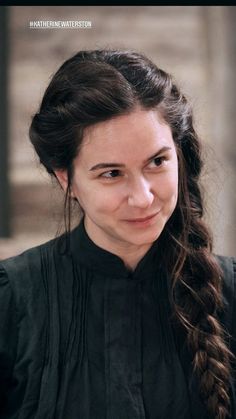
[[58, 108, 179, 255]]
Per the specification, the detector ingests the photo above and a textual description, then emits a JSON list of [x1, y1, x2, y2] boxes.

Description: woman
[[0, 49, 235, 419]]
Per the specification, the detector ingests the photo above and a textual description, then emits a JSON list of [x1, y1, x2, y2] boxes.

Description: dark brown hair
[[29, 48, 234, 418]]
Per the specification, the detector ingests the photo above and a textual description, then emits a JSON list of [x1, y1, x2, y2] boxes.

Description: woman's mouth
[[122, 211, 160, 227]]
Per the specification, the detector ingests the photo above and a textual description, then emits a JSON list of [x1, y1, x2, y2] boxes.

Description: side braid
[[163, 130, 234, 419], [182, 250, 232, 419]]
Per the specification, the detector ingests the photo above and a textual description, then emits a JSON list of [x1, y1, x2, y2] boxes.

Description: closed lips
[[124, 212, 159, 222]]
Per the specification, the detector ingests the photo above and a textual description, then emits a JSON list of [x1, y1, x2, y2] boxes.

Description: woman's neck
[[84, 217, 153, 271]]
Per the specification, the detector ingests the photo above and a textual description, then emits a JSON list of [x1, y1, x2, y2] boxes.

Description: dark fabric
[[0, 219, 235, 419]]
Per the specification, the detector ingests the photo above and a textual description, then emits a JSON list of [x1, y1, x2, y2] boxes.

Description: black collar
[[70, 217, 161, 279]]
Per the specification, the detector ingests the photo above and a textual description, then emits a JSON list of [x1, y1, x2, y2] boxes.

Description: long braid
[[161, 92, 234, 417]]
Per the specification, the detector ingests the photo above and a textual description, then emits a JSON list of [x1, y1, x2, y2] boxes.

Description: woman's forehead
[[72, 113, 175, 173], [78, 109, 173, 158]]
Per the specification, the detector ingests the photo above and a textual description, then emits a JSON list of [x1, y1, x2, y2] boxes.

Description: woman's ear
[[54, 169, 69, 192], [54, 169, 76, 198]]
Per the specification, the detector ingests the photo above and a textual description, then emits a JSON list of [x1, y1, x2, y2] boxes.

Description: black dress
[[0, 218, 235, 419]]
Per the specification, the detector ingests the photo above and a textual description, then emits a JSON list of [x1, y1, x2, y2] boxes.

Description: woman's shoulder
[[214, 254, 236, 334], [0, 235, 61, 294], [215, 254, 236, 272], [1, 235, 55, 269], [214, 254, 236, 292]]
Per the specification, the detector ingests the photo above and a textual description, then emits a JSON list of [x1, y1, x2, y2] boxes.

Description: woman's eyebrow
[[89, 162, 126, 171], [89, 146, 172, 171], [146, 146, 172, 163]]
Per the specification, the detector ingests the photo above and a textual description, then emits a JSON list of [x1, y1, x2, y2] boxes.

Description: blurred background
[[0, 5, 235, 260]]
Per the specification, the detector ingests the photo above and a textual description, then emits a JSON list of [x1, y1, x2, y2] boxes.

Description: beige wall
[[0, 6, 235, 259]]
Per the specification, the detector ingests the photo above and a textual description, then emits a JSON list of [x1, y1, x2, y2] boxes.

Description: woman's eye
[[149, 156, 166, 167], [100, 169, 121, 179]]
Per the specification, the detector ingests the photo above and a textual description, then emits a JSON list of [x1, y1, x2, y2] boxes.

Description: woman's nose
[[127, 177, 154, 208]]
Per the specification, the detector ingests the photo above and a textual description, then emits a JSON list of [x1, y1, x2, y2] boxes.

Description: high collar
[[70, 217, 161, 279]]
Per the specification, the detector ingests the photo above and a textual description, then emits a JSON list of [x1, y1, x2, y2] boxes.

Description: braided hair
[[29, 48, 234, 418]]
